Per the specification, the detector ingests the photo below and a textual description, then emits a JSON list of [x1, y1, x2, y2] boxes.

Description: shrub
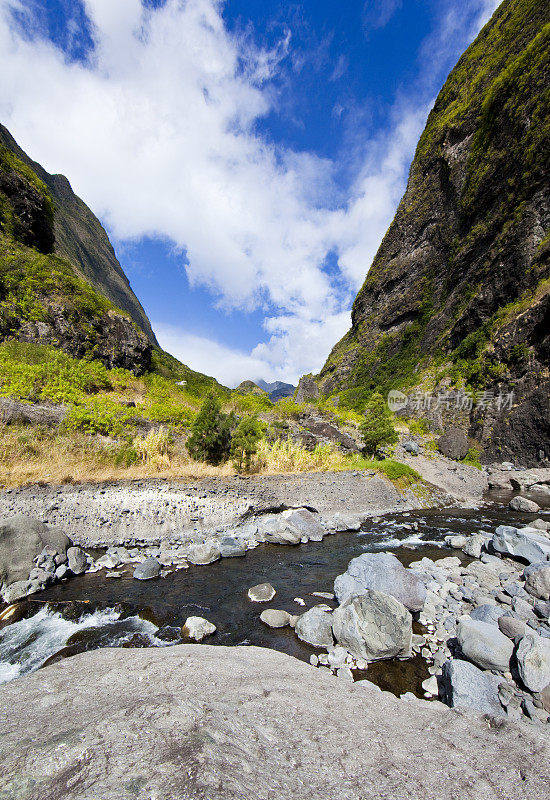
[[359, 392, 399, 457], [230, 416, 263, 472], [186, 394, 233, 465], [133, 427, 171, 470], [273, 398, 306, 419]]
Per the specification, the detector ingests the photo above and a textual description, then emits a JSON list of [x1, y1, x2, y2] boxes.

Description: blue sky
[[0, 0, 500, 385]]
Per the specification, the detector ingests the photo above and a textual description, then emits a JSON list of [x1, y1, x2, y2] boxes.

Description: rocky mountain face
[[316, 0, 549, 465], [0, 124, 156, 344], [0, 129, 152, 374], [256, 379, 296, 400]]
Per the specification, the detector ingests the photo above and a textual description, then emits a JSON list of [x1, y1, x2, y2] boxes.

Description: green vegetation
[[359, 392, 399, 457], [230, 416, 263, 472], [461, 447, 483, 470], [186, 394, 233, 465], [369, 459, 421, 488]]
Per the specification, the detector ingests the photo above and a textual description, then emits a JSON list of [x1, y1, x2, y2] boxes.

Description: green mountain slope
[[315, 0, 549, 464], [0, 124, 157, 344]]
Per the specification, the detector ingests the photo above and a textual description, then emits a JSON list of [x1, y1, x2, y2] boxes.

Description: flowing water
[[1, 491, 548, 695]]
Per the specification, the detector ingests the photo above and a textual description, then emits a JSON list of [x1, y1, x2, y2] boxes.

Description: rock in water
[[247, 583, 276, 602], [331, 590, 412, 662], [218, 537, 247, 558], [491, 525, 550, 564], [294, 606, 334, 648], [456, 618, 513, 672], [441, 659, 503, 716], [187, 541, 221, 565], [282, 509, 326, 542], [334, 552, 426, 612], [259, 517, 302, 545], [516, 634, 550, 692], [260, 610, 291, 628], [524, 563, 550, 601], [133, 557, 161, 580], [437, 429, 469, 461], [182, 616, 216, 641], [509, 496, 540, 513], [67, 546, 88, 575]]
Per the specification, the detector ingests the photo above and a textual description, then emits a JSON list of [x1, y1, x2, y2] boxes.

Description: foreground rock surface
[[0, 645, 548, 800]]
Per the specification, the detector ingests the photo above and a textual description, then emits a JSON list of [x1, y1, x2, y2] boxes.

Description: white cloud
[[0, 0, 501, 386]]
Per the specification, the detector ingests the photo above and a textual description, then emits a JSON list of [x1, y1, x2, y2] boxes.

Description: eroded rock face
[[334, 552, 426, 612], [1, 645, 548, 800], [331, 590, 412, 661]]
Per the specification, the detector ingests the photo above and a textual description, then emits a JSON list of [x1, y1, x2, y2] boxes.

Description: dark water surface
[[2, 491, 549, 695]]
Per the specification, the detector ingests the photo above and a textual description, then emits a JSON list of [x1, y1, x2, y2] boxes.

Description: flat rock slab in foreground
[[1, 646, 548, 800]]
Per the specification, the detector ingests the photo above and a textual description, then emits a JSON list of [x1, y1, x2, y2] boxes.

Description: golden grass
[[0, 424, 419, 489]]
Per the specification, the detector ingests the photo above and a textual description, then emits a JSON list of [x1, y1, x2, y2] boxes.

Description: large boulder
[[491, 525, 550, 564], [181, 616, 216, 641], [133, 557, 161, 580], [437, 428, 469, 460], [470, 604, 503, 627], [294, 605, 334, 648], [247, 583, 276, 602], [0, 515, 70, 591], [331, 590, 412, 662], [1, 645, 547, 799], [67, 546, 88, 575], [510, 496, 540, 513], [259, 516, 302, 545], [334, 553, 426, 612], [282, 509, 326, 542], [516, 634, 550, 693], [218, 536, 247, 558], [260, 609, 291, 628], [441, 659, 503, 717], [523, 562, 550, 600], [187, 541, 221, 565], [456, 618, 514, 672]]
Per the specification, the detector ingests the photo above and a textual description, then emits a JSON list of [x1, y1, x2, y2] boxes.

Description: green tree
[[360, 392, 398, 457], [186, 394, 232, 465], [230, 416, 263, 472]]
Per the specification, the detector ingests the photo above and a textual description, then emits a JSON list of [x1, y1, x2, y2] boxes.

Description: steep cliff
[[0, 132, 153, 373], [317, 0, 549, 464], [0, 124, 157, 344]]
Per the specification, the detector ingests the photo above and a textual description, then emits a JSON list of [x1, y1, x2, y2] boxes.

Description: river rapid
[[1, 491, 548, 695]]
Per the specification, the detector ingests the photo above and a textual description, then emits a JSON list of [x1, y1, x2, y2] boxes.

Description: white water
[[0, 605, 160, 685]]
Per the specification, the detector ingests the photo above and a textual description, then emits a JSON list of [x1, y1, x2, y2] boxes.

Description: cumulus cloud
[[0, 0, 501, 385]]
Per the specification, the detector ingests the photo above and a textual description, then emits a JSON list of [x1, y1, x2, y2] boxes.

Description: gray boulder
[[437, 428, 469, 460], [470, 604, 503, 627], [331, 590, 412, 662], [491, 525, 550, 564], [187, 541, 221, 565], [403, 440, 419, 455], [509, 496, 539, 513], [260, 610, 291, 628], [457, 618, 513, 672], [248, 583, 276, 602], [441, 659, 503, 716], [0, 515, 70, 590], [219, 537, 247, 558], [334, 552, 426, 612], [498, 616, 526, 640], [516, 634, 550, 692], [283, 509, 326, 542], [67, 546, 88, 575], [462, 534, 486, 559], [259, 517, 302, 545], [133, 557, 161, 580], [182, 616, 216, 641], [1, 579, 31, 603], [524, 562, 550, 600], [295, 605, 334, 648]]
